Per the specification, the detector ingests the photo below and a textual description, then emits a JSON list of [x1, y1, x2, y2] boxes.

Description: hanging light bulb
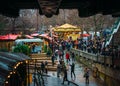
[[7, 75, 10, 78], [10, 72, 12, 75], [14, 66, 17, 69], [26, 60, 28, 63], [13, 71, 16, 74], [5, 81, 8, 84]]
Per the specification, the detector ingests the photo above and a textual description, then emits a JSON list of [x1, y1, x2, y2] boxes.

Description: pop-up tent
[[53, 23, 81, 40], [53, 23, 81, 32]]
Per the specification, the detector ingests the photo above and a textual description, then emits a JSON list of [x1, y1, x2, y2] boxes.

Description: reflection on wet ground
[[30, 53, 104, 86]]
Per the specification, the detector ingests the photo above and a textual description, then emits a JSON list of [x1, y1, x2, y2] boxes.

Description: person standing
[[65, 52, 70, 63], [71, 52, 75, 62], [51, 53, 55, 66], [70, 62, 76, 79], [41, 61, 45, 73], [84, 68, 90, 84], [45, 61, 48, 74], [61, 66, 69, 85], [57, 62, 62, 77]]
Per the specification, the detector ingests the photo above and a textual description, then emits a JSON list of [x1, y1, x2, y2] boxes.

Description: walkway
[[30, 52, 104, 86], [45, 51, 104, 86], [47, 62, 103, 86]]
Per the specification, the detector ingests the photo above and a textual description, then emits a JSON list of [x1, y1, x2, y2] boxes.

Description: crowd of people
[[40, 36, 118, 85], [48, 38, 91, 84], [50, 35, 120, 58]]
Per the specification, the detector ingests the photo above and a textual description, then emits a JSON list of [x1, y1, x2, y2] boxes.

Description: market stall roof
[[81, 33, 91, 37], [0, 34, 19, 40], [0, 52, 31, 85], [31, 33, 39, 36], [39, 33, 52, 41], [67, 34, 80, 41], [15, 38, 43, 45], [53, 23, 81, 32], [25, 35, 34, 39]]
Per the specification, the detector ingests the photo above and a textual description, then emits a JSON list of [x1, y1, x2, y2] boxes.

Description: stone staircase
[[29, 53, 58, 72]]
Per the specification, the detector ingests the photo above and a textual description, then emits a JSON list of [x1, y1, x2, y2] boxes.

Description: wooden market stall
[[15, 38, 44, 53], [52, 23, 81, 40], [0, 34, 34, 52], [0, 34, 19, 51]]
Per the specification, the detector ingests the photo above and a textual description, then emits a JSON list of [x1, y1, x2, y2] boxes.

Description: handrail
[[31, 59, 45, 86], [71, 48, 112, 65], [71, 48, 120, 81], [36, 68, 45, 86], [33, 75, 39, 86], [32, 67, 45, 86]]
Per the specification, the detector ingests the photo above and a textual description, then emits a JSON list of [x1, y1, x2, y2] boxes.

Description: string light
[[26, 60, 28, 63], [10, 72, 12, 75], [5, 81, 8, 84], [14, 66, 17, 69], [13, 71, 16, 74], [7, 75, 10, 78]]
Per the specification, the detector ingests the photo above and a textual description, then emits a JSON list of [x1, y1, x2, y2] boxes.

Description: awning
[[31, 33, 39, 36], [53, 23, 81, 32], [81, 33, 91, 37], [15, 38, 43, 45], [39, 33, 52, 41], [0, 34, 19, 40], [0, 52, 31, 85], [25, 35, 34, 39]]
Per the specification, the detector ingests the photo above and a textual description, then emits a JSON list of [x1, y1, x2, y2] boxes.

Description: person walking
[[70, 62, 76, 79], [40, 61, 45, 74], [65, 52, 70, 63], [61, 66, 70, 85], [84, 68, 90, 84], [51, 53, 55, 66], [71, 52, 75, 62], [57, 62, 62, 77], [45, 61, 48, 74]]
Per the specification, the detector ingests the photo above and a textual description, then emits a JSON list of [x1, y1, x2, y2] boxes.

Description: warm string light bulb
[[5, 81, 8, 84], [7, 75, 10, 78]]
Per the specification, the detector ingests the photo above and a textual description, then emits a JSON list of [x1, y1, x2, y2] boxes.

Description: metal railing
[[28, 60, 45, 86]]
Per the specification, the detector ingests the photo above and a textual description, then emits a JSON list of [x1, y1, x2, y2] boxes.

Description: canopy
[[31, 33, 39, 36], [0, 34, 19, 40], [15, 38, 43, 43], [15, 38, 43, 45], [25, 35, 34, 39], [0, 52, 31, 85], [53, 23, 81, 32], [39, 33, 52, 41], [67, 34, 80, 40], [81, 33, 91, 37]]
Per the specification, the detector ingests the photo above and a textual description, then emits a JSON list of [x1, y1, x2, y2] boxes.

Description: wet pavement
[[30, 52, 104, 86], [47, 62, 103, 86]]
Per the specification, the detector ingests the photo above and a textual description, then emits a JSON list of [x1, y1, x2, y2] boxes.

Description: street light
[[50, 25, 54, 52]]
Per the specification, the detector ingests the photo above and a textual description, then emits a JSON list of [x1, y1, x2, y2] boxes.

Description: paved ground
[[47, 62, 103, 86], [30, 52, 104, 86]]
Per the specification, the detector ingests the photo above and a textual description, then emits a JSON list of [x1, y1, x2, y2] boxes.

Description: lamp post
[[50, 25, 53, 52]]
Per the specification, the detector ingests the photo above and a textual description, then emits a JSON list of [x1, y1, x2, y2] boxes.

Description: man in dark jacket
[[70, 62, 76, 79], [62, 66, 70, 85]]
